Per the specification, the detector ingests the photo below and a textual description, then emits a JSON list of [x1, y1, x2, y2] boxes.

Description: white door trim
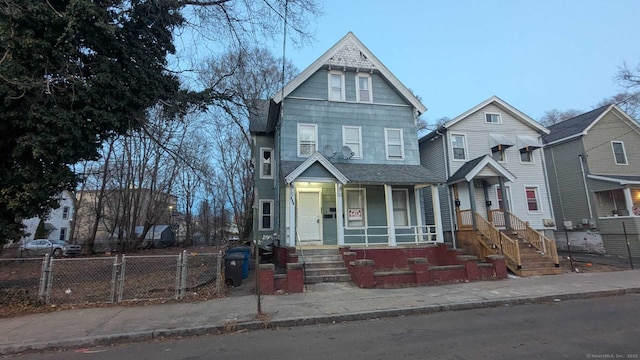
[[296, 188, 323, 245]]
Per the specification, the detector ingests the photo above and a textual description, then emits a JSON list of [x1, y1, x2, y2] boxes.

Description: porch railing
[[474, 213, 521, 268], [458, 209, 473, 229], [506, 212, 559, 265], [343, 225, 438, 247], [488, 209, 506, 227]]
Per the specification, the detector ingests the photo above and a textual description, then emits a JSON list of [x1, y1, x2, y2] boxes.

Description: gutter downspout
[[436, 129, 456, 248], [539, 145, 556, 228], [578, 154, 594, 220]]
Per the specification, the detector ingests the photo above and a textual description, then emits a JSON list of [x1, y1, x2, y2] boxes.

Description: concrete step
[[304, 274, 352, 283], [297, 248, 342, 256], [301, 254, 343, 263], [301, 260, 345, 269], [305, 267, 350, 277]]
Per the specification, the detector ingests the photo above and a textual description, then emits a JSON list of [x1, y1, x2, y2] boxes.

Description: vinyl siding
[[419, 134, 453, 233], [583, 111, 640, 176], [544, 139, 592, 229], [599, 217, 640, 258]]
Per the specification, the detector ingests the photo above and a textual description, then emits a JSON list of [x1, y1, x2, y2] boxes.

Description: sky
[[269, 0, 640, 125]]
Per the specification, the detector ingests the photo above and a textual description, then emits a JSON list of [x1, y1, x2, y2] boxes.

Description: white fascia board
[[582, 104, 614, 134], [464, 156, 516, 183], [284, 151, 348, 185], [587, 174, 640, 185], [271, 32, 426, 114]]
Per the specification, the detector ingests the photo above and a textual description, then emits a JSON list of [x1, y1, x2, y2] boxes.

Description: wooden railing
[[474, 213, 521, 268], [459, 209, 473, 229], [506, 212, 559, 265], [488, 209, 506, 227]]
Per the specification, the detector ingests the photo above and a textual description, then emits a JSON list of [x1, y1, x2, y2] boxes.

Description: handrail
[[506, 212, 559, 264], [474, 213, 522, 268], [459, 209, 474, 229], [294, 231, 307, 288]]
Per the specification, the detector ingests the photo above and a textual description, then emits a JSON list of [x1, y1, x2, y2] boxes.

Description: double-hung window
[[345, 189, 366, 228], [342, 126, 362, 159], [520, 148, 533, 163], [62, 206, 70, 220], [485, 112, 501, 124], [59, 228, 67, 241], [611, 141, 628, 165], [451, 134, 467, 160], [385, 128, 404, 160], [329, 71, 345, 101], [259, 148, 273, 179], [525, 187, 541, 212], [297, 123, 317, 157], [356, 74, 372, 102], [259, 200, 274, 231], [392, 189, 409, 227]]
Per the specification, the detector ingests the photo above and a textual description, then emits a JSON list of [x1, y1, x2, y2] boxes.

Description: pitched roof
[[247, 99, 271, 133], [444, 96, 549, 134], [542, 104, 611, 144], [587, 174, 640, 185], [271, 32, 426, 114], [447, 155, 516, 185]]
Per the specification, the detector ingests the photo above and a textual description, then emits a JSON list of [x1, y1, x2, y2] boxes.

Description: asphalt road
[[14, 294, 640, 360]]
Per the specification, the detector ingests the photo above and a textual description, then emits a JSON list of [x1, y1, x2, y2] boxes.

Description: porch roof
[[588, 174, 640, 186], [282, 160, 442, 185], [447, 155, 516, 185]]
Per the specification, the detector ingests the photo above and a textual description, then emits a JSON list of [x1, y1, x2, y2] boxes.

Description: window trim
[[259, 147, 273, 179], [355, 73, 372, 103], [62, 206, 70, 220], [258, 199, 274, 231], [384, 128, 405, 160], [328, 71, 345, 101], [342, 126, 363, 159], [297, 123, 318, 158], [524, 186, 542, 214], [344, 188, 367, 229], [519, 148, 534, 164], [496, 185, 512, 211], [391, 189, 411, 228], [450, 133, 468, 161], [491, 147, 507, 162], [611, 141, 628, 165], [484, 112, 502, 124]]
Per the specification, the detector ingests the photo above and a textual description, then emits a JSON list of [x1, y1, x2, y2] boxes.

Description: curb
[[2, 288, 639, 355]]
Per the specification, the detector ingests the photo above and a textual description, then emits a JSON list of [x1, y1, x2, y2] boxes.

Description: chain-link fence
[[0, 251, 223, 306]]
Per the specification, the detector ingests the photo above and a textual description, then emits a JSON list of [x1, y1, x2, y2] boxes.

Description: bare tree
[[539, 109, 582, 127]]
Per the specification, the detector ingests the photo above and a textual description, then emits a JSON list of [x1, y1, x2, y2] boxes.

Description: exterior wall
[[598, 217, 640, 258], [21, 191, 75, 243], [553, 230, 605, 254], [281, 68, 419, 166], [419, 134, 453, 236], [253, 135, 277, 245], [446, 104, 552, 230], [583, 111, 640, 177]]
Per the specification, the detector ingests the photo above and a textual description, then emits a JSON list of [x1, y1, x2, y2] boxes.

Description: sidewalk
[[1, 270, 639, 355]]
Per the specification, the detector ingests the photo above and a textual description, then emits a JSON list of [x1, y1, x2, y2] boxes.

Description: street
[[12, 294, 640, 360]]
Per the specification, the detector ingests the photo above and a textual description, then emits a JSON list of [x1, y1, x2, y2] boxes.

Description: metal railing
[[0, 251, 223, 306], [343, 225, 438, 246]]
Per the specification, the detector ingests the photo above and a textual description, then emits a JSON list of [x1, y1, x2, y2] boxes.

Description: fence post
[[216, 250, 223, 295], [179, 250, 188, 299], [174, 252, 182, 300], [117, 255, 126, 303], [45, 256, 54, 304], [110, 255, 120, 303], [38, 254, 51, 303]]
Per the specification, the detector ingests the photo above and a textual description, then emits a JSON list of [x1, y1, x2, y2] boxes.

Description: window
[[356, 74, 372, 102], [520, 148, 532, 163], [525, 187, 540, 212], [451, 134, 467, 160], [62, 206, 70, 220], [297, 123, 318, 157], [345, 189, 366, 228], [385, 128, 404, 160], [492, 147, 505, 162], [259, 200, 274, 231], [496, 186, 511, 210], [59, 228, 67, 241], [343, 126, 362, 158], [259, 148, 273, 179], [392, 189, 409, 227], [485, 112, 501, 124], [612, 141, 628, 165], [328, 72, 345, 101]]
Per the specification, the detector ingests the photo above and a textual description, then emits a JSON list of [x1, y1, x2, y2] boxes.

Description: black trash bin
[[224, 253, 244, 287]]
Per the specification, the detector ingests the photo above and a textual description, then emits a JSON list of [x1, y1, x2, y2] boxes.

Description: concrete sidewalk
[[1, 270, 639, 355]]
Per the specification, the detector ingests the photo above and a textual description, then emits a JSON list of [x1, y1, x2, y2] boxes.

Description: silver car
[[20, 239, 82, 257]]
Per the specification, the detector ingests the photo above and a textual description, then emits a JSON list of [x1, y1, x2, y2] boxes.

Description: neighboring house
[[250, 32, 443, 250], [21, 190, 75, 243], [419, 96, 560, 276], [543, 104, 640, 258], [74, 188, 177, 251], [134, 225, 175, 248]]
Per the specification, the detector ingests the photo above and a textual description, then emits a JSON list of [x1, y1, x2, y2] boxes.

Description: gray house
[[543, 104, 640, 258], [419, 96, 560, 276], [250, 32, 443, 251]]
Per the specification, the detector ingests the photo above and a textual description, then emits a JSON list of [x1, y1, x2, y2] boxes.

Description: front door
[[297, 190, 322, 245]]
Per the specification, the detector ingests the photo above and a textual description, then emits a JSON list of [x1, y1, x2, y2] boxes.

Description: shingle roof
[[543, 104, 610, 144], [281, 161, 443, 184], [247, 99, 271, 133], [447, 156, 487, 184]]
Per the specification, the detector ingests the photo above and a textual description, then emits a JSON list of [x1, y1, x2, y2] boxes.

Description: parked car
[[20, 239, 82, 257]]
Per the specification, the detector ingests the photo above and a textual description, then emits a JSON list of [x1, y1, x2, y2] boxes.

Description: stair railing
[[475, 213, 522, 268], [506, 212, 559, 265], [295, 230, 307, 288]]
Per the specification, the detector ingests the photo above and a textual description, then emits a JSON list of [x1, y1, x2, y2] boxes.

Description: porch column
[[468, 181, 477, 230], [414, 187, 424, 243], [336, 183, 345, 245], [430, 185, 444, 243], [498, 177, 511, 229], [287, 184, 296, 247], [624, 188, 634, 216], [384, 184, 397, 247]]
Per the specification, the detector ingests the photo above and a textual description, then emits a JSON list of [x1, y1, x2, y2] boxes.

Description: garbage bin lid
[[224, 253, 244, 260], [228, 246, 251, 252]]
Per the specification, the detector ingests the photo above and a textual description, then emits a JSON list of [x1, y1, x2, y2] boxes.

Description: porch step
[[296, 248, 351, 284]]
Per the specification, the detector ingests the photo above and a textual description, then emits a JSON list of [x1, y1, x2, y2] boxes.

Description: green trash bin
[[227, 246, 251, 279], [224, 253, 244, 286]]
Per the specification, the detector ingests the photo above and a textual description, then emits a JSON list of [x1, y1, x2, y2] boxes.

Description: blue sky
[[272, 0, 640, 125]]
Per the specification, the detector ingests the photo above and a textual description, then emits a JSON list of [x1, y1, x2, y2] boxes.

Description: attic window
[[485, 112, 501, 124]]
